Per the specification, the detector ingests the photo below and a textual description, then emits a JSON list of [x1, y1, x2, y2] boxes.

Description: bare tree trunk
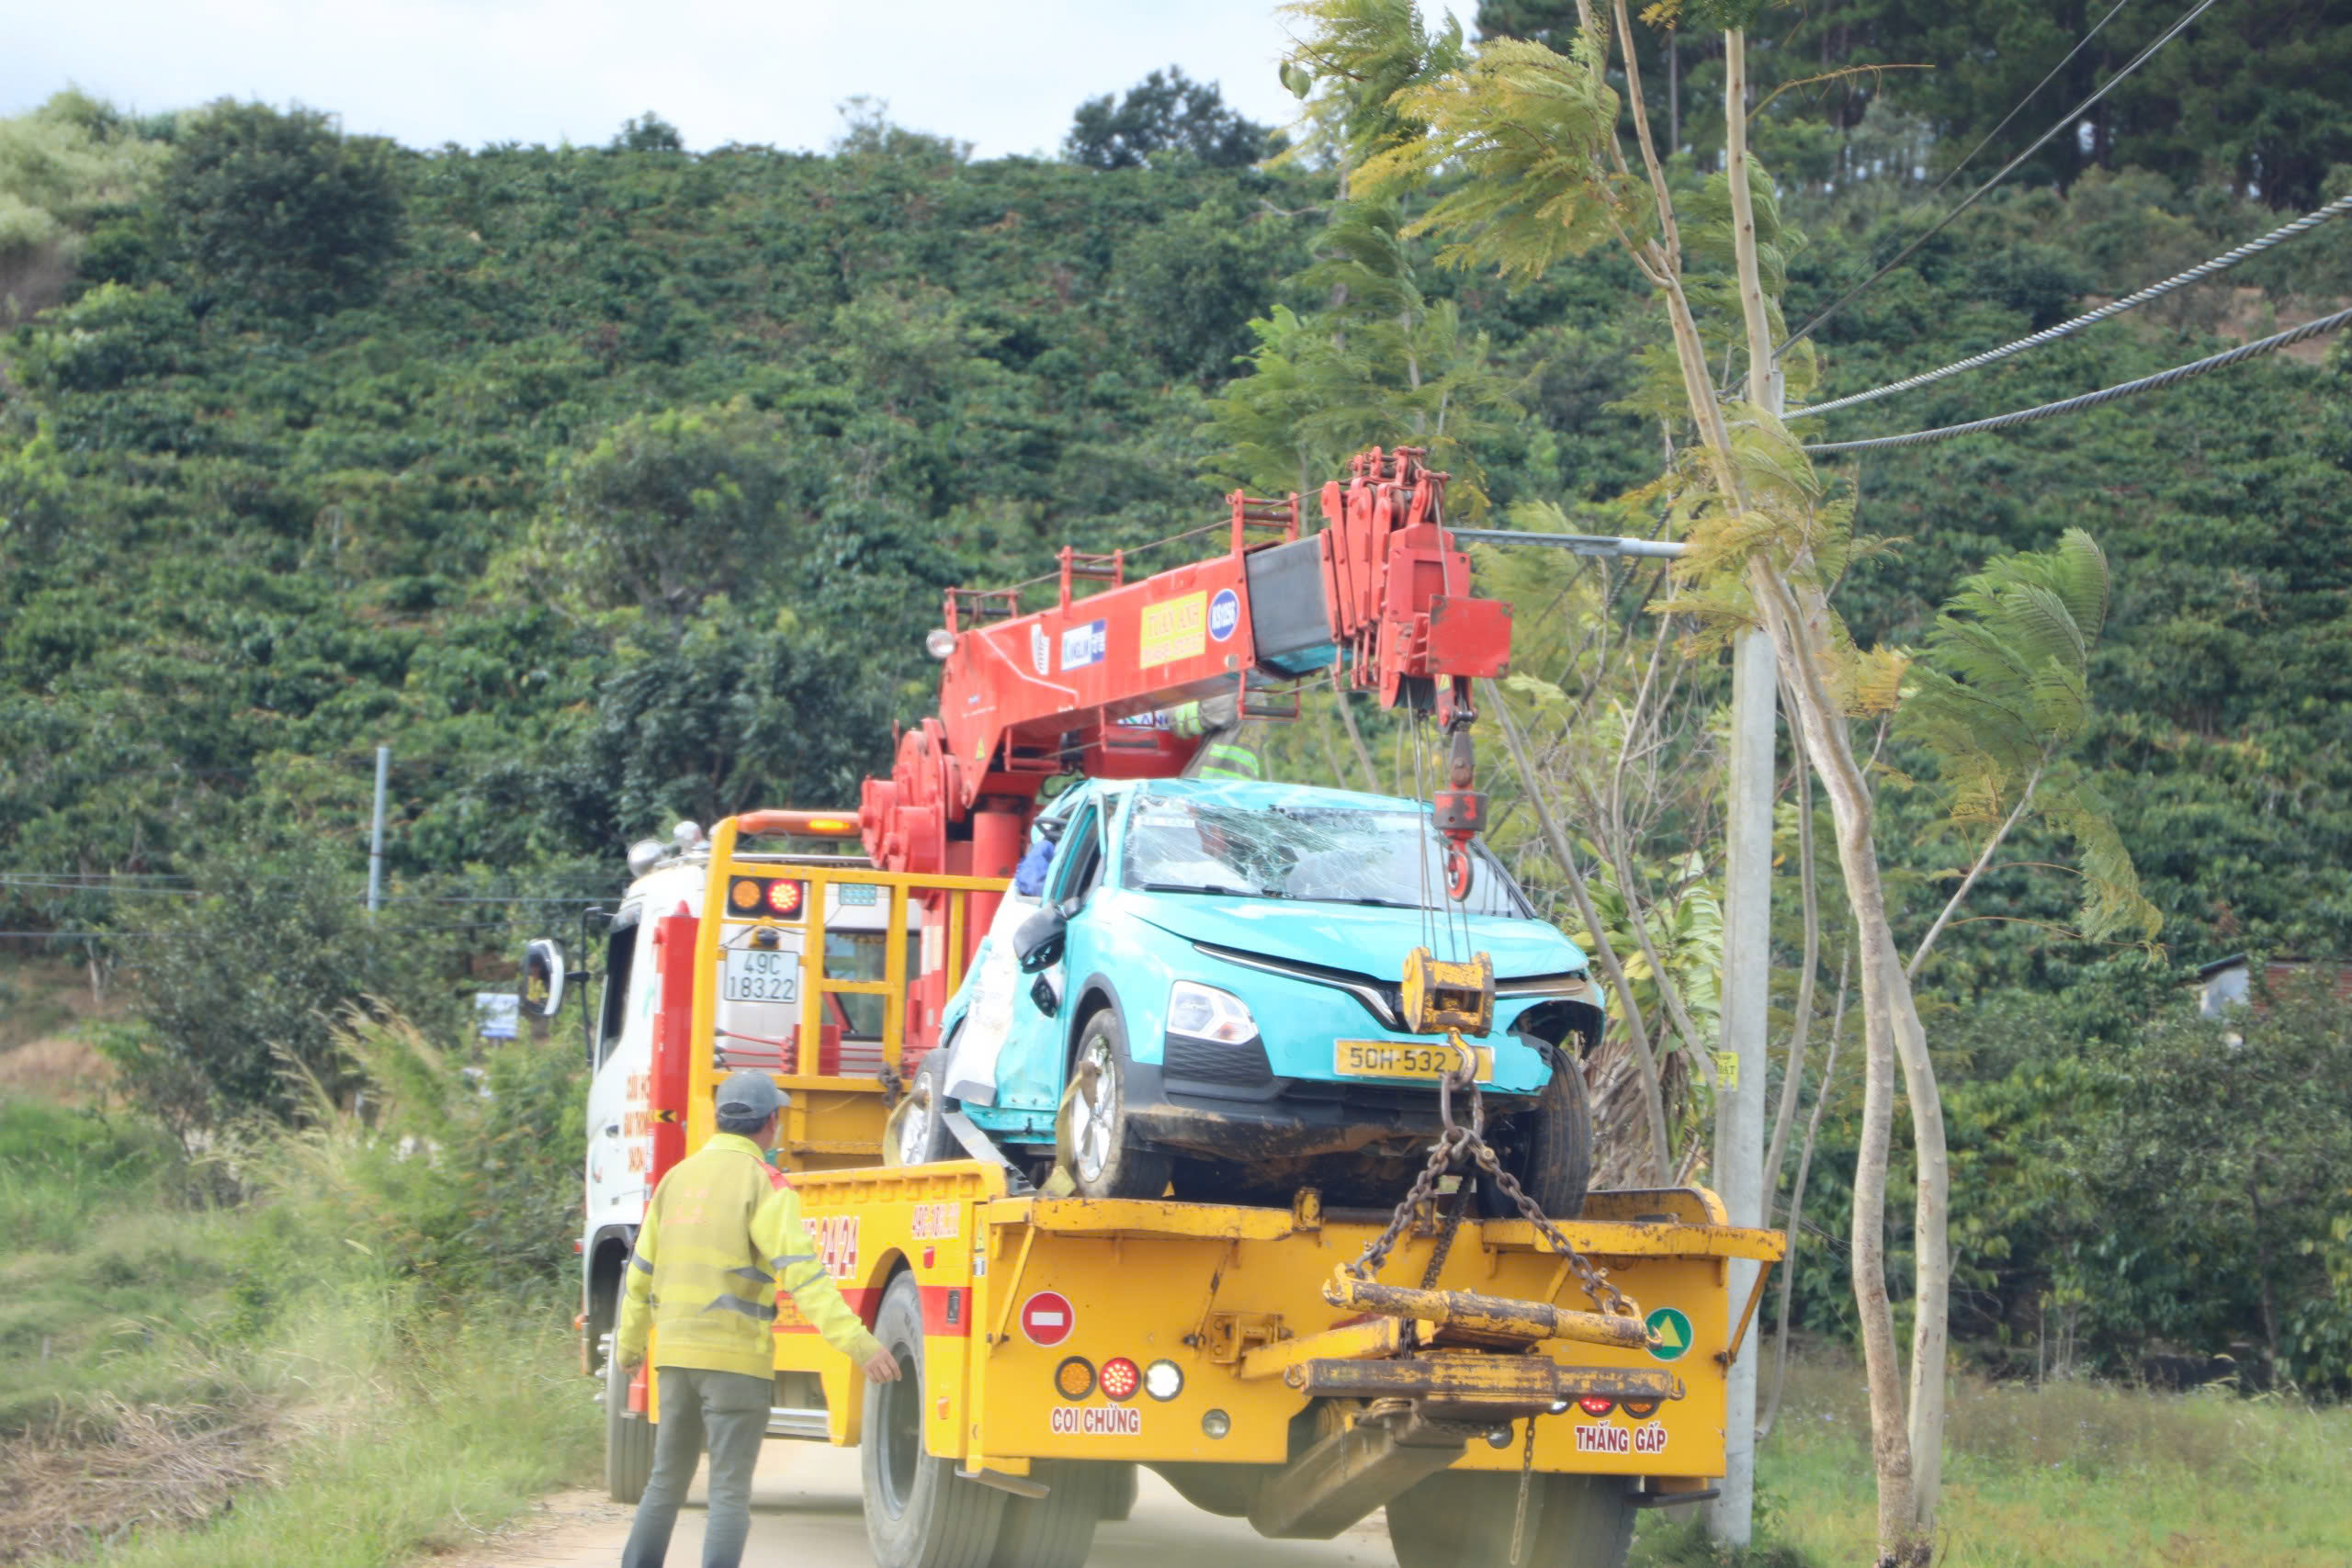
[[1747, 563, 1941, 1563], [1759, 944, 1849, 1440], [1328, 667, 1382, 792], [1486, 679, 1672, 1182], [1725, 31, 1947, 1551], [1593, 19, 1946, 1550], [1906, 765, 2041, 978], [1765, 701, 1820, 1190], [1668, 31, 1680, 153]]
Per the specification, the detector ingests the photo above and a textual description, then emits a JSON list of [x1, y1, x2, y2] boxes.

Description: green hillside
[[3, 40, 2351, 1398]]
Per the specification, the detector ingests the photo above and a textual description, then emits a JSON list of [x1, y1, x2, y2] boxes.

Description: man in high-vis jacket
[[616, 1070, 899, 1568]]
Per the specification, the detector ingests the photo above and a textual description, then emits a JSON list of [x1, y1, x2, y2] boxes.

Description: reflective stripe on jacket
[[1198, 740, 1261, 781], [616, 1133, 882, 1377]]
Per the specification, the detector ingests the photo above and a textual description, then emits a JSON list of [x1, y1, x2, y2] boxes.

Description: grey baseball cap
[[716, 1068, 787, 1120]]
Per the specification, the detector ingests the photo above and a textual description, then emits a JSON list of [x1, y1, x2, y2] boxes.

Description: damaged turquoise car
[[896, 777, 1607, 1214]]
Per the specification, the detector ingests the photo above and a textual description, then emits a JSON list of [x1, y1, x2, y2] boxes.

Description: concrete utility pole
[[367, 744, 390, 915], [1460, 514, 1777, 1545], [1707, 371, 1781, 1547]]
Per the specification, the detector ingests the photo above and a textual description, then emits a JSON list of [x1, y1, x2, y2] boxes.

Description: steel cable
[[1792, 190, 2352, 419], [1803, 305, 2352, 455]]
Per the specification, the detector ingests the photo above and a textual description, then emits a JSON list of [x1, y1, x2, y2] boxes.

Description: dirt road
[[463, 1444, 1396, 1568]]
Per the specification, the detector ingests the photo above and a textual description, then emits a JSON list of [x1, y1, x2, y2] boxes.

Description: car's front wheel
[[1477, 1041, 1593, 1221], [1063, 1010, 1172, 1200]]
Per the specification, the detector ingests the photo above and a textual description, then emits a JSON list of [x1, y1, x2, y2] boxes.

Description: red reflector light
[[1577, 1396, 1616, 1417], [766, 879, 804, 916], [1099, 1357, 1141, 1402]]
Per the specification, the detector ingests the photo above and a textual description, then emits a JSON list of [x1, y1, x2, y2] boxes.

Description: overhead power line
[[1792, 190, 2352, 419], [1779, 0, 2226, 356], [1803, 305, 2352, 456], [1920, 0, 2135, 201]]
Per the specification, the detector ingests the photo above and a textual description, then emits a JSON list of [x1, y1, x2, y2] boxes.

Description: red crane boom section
[[861, 446, 1510, 870], [852, 447, 1512, 1050]]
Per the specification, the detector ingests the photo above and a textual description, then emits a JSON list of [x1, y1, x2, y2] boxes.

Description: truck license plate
[[1333, 1040, 1493, 1081], [722, 944, 801, 1004]]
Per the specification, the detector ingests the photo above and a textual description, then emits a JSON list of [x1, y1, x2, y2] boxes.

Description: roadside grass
[[48, 1311, 595, 1568], [0, 1022, 597, 1567], [1634, 1353, 2352, 1567]]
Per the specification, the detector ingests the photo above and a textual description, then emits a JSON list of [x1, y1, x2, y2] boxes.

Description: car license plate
[[722, 943, 801, 1004], [1333, 1040, 1493, 1082]]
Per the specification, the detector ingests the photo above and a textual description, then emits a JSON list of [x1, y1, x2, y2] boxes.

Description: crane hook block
[[1401, 947, 1495, 1036]]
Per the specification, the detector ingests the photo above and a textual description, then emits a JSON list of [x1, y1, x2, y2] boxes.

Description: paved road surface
[[467, 1444, 1396, 1568]]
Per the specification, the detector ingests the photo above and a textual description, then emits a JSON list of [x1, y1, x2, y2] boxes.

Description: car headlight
[[1167, 981, 1258, 1044]]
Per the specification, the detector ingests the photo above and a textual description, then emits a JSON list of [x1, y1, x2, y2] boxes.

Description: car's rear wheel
[[1065, 1011, 1172, 1201], [895, 1055, 956, 1166], [1477, 1042, 1592, 1221]]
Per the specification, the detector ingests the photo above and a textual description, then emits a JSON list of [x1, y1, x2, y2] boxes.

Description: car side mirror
[[1012, 907, 1067, 975], [522, 938, 567, 1021]]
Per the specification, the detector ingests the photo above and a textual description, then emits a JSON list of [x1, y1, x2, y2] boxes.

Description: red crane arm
[[856, 447, 1511, 976]]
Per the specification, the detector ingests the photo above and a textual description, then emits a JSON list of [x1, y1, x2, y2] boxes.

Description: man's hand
[[862, 1346, 902, 1383]]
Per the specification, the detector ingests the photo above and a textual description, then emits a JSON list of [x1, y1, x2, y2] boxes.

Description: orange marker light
[[1054, 1357, 1096, 1401], [729, 878, 763, 911]]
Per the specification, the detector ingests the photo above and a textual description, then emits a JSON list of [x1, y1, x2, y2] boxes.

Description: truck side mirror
[[522, 939, 568, 1020], [1012, 908, 1067, 975]]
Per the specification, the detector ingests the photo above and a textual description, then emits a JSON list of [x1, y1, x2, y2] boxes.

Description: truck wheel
[[988, 1460, 1114, 1568], [1386, 1470, 1633, 1568], [1066, 1011, 1172, 1201], [897, 1056, 956, 1166], [604, 1334, 654, 1505], [1530, 1475, 1635, 1568], [1101, 1460, 1140, 1521], [1478, 1045, 1591, 1221], [864, 1273, 1006, 1568]]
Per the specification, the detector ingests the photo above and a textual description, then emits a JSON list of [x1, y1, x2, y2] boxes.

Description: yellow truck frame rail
[[644, 812, 1784, 1552]]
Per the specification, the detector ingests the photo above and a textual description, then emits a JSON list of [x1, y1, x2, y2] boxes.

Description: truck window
[[595, 910, 640, 1067]]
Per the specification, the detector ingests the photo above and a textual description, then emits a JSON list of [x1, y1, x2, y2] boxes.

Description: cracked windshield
[[1121, 787, 1524, 917]]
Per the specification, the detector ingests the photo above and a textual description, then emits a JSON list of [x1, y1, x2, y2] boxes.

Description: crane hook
[[1430, 723, 1487, 903]]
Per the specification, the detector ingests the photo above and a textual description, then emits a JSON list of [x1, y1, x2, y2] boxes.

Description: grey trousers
[[619, 1365, 772, 1568]]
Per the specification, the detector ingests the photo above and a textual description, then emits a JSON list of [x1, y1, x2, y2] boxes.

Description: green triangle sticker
[[1645, 1306, 1692, 1361]]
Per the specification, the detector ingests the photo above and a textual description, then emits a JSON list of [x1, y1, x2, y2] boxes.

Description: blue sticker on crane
[[1208, 588, 1240, 643], [1060, 619, 1108, 671]]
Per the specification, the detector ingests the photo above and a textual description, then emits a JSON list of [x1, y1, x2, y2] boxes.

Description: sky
[[0, 0, 1385, 158]]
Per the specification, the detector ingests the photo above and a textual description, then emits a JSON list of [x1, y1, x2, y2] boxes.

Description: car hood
[[1119, 892, 1584, 981]]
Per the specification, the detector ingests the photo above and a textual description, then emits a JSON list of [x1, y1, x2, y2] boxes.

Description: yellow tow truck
[[608, 812, 1782, 1568]]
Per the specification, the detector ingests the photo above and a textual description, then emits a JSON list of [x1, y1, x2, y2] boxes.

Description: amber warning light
[[727, 876, 807, 919]]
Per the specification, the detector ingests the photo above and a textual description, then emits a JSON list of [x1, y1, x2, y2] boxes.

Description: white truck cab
[[560, 822, 912, 1383]]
